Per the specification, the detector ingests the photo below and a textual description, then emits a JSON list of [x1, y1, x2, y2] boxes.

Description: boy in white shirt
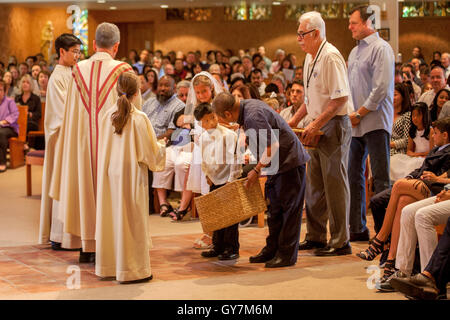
[[194, 103, 242, 260]]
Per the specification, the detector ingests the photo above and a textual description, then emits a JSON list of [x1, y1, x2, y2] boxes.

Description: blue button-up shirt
[[237, 99, 310, 175], [142, 94, 185, 137], [348, 32, 394, 137]]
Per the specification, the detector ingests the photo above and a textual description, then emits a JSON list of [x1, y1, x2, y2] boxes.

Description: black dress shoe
[[249, 250, 274, 263], [51, 241, 79, 251], [218, 251, 239, 261], [264, 256, 295, 268], [201, 249, 220, 258], [119, 275, 153, 285], [314, 242, 352, 256], [350, 229, 370, 242], [298, 240, 326, 251], [79, 252, 96, 263]]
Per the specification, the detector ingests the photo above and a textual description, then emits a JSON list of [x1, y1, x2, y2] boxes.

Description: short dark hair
[[250, 68, 262, 77], [194, 103, 214, 121], [350, 5, 375, 23], [55, 33, 82, 59], [26, 56, 37, 62], [265, 83, 279, 94], [212, 92, 236, 118], [432, 117, 450, 138], [292, 80, 304, 88]]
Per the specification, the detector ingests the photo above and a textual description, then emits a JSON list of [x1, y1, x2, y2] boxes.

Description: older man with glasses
[[289, 11, 353, 256]]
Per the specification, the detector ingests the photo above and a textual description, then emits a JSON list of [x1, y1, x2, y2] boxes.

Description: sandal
[[159, 204, 174, 217], [172, 207, 191, 222], [381, 259, 396, 281], [356, 237, 384, 261]]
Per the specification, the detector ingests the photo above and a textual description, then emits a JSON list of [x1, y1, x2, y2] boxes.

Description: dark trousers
[[425, 217, 450, 294], [264, 165, 306, 264], [0, 127, 17, 165], [210, 183, 239, 254], [148, 170, 155, 213], [349, 130, 390, 234], [369, 187, 392, 234]]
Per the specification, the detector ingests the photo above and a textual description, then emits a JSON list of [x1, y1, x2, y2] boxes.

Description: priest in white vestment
[[96, 72, 165, 283], [49, 23, 137, 259], [39, 33, 83, 249]]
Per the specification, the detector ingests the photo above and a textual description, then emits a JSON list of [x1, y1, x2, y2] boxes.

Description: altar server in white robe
[[39, 33, 82, 249], [96, 72, 165, 283], [49, 23, 138, 261]]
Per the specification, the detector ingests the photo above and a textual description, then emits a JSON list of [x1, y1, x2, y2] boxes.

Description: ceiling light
[[109, 6, 117, 10], [97, 0, 106, 3], [272, 2, 281, 5], [161, 5, 169, 8]]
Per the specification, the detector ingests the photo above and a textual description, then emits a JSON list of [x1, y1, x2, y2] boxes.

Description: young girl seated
[[390, 102, 432, 181], [194, 103, 242, 261]]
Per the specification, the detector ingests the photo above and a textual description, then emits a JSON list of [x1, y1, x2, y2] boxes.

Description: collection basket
[[195, 178, 267, 233]]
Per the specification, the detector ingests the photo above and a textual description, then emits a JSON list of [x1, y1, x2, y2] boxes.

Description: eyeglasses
[[297, 29, 316, 39], [69, 49, 81, 55]]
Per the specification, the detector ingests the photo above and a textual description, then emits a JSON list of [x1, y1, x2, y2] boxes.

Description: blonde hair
[[111, 72, 138, 134], [193, 74, 215, 100], [18, 74, 36, 94]]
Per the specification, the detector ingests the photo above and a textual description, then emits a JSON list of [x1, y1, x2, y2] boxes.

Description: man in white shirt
[[289, 11, 353, 256], [418, 65, 449, 107]]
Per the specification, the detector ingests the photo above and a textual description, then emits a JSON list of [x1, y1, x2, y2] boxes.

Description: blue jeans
[[349, 129, 390, 234]]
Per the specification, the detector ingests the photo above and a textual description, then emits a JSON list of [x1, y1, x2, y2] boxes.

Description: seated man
[[142, 75, 185, 216], [396, 186, 450, 279], [391, 216, 450, 300]]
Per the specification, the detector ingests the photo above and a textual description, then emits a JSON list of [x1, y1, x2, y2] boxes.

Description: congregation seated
[[418, 65, 448, 107], [390, 83, 411, 156], [430, 88, 449, 122]]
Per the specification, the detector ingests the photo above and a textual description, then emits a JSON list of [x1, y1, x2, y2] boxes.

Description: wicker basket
[[195, 178, 267, 233]]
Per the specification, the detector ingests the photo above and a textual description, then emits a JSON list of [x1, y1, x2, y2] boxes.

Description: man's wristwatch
[[355, 112, 361, 120]]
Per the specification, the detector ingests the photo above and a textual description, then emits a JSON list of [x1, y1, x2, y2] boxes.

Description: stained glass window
[[433, 1, 450, 16], [225, 1, 271, 20], [401, 1, 433, 17], [224, 1, 247, 20], [72, 9, 88, 56], [249, 4, 272, 20], [166, 8, 212, 21], [286, 2, 366, 20]]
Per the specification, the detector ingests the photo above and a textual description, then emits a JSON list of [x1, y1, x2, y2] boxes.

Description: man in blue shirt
[[142, 75, 184, 215], [347, 5, 395, 241], [213, 92, 310, 268]]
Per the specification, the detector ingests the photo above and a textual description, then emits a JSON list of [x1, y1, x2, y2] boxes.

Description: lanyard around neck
[[306, 40, 327, 89]]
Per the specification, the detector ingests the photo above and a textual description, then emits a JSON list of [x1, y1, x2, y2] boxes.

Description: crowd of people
[[0, 5, 449, 299]]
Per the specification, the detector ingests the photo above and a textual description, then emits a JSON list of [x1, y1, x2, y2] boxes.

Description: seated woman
[[15, 74, 41, 150], [390, 83, 411, 156], [2, 71, 15, 98], [0, 80, 19, 172], [358, 118, 450, 286], [430, 88, 449, 122], [390, 103, 432, 181], [37, 70, 50, 103]]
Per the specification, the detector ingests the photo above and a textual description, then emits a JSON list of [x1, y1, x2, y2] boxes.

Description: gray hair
[[299, 11, 326, 39], [95, 22, 120, 49], [212, 92, 236, 117], [177, 80, 190, 90]]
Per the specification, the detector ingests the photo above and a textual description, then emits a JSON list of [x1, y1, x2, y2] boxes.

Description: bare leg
[[156, 188, 168, 205], [387, 194, 419, 261], [377, 179, 430, 241]]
